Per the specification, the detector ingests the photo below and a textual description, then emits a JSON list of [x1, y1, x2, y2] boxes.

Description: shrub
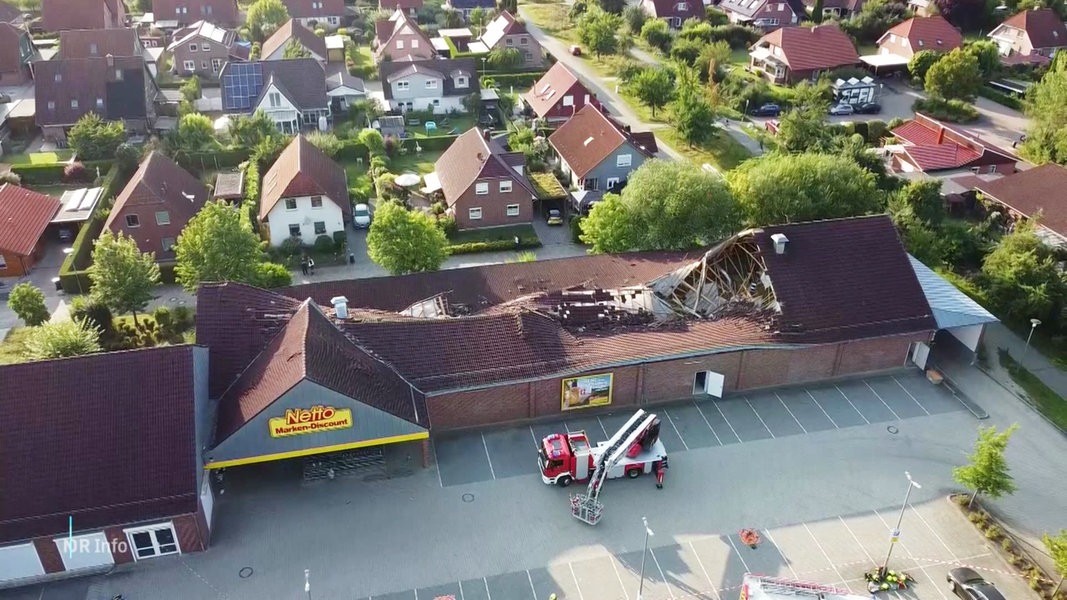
[[448, 238, 542, 254], [706, 24, 761, 49], [438, 215, 457, 236], [7, 283, 50, 326], [70, 297, 115, 342], [280, 236, 304, 256], [977, 85, 1023, 110], [171, 305, 194, 330], [887, 117, 906, 130], [570, 215, 585, 244], [985, 524, 1002, 540], [152, 305, 173, 329], [306, 131, 344, 157], [867, 120, 888, 144], [254, 262, 292, 288], [115, 143, 142, 175], [22, 319, 102, 359], [313, 234, 335, 253], [0, 171, 20, 185], [383, 135, 400, 157], [63, 162, 90, 183], [912, 97, 979, 123]]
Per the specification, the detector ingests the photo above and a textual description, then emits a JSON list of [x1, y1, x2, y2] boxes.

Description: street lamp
[[1023, 318, 1041, 362], [304, 569, 311, 600], [637, 516, 655, 600], [62, 247, 84, 295], [880, 472, 921, 578]]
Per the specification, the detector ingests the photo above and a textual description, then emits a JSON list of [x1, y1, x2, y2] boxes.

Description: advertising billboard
[[561, 373, 613, 411]]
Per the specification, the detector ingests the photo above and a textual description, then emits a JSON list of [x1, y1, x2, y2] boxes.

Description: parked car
[[947, 567, 1006, 600], [547, 209, 563, 226], [854, 102, 882, 114], [353, 203, 372, 229], [749, 103, 781, 117], [829, 103, 855, 116], [569, 45, 582, 56]]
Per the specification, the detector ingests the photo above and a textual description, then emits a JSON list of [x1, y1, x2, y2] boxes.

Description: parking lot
[[361, 497, 1034, 600], [434, 371, 968, 488]]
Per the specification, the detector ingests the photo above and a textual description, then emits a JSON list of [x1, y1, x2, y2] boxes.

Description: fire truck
[[537, 410, 668, 525], [739, 574, 874, 600]]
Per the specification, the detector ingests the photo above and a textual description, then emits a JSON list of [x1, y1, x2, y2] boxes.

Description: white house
[[377, 57, 477, 114], [259, 135, 350, 246]]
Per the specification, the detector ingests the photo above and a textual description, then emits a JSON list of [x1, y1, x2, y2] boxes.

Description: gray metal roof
[[908, 255, 998, 330]]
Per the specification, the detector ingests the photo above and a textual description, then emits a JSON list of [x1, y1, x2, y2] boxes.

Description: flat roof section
[[51, 186, 103, 224]]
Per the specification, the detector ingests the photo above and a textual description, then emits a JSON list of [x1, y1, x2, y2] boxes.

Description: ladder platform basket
[[570, 493, 604, 525]]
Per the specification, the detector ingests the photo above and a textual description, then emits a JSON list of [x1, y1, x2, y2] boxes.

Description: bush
[[313, 234, 335, 253], [866, 120, 888, 144], [478, 71, 547, 89], [171, 305, 194, 331], [977, 85, 1023, 110], [448, 238, 542, 254], [63, 161, 90, 183], [570, 215, 585, 244], [707, 24, 761, 49], [22, 319, 102, 359], [383, 134, 400, 157], [254, 262, 293, 288], [280, 236, 304, 256], [7, 283, 50, 326], [0, 171, 20, 185], [912, 97, 979, 123], [70, 297, 115, 341], [115, 143, 142, 175], [438, 215, 458, 236]]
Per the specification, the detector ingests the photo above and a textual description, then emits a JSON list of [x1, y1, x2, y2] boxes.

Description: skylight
[[583, 136, 594, 146]]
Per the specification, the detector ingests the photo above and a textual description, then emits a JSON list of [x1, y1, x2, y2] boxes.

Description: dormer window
[[455, 75, 468, 88]]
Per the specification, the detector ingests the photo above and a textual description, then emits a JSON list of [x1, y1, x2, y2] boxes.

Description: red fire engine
[[537, 410, 668, 525]]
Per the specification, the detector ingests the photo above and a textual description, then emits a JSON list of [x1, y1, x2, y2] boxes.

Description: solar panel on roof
[[222, 62, 263, 112]]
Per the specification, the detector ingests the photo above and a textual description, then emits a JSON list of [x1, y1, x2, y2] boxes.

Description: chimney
[[330, 296, 349, 320], [771, 233, 789, 255], [936, 126, 945, 145]]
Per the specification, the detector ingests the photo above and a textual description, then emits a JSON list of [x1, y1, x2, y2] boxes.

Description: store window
[[125, 525, 179, 560]]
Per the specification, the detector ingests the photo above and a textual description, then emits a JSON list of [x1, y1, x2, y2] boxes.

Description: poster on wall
[[561, 373, 613, 411]]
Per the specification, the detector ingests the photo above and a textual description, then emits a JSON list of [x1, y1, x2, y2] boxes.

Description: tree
[[366, 202, 449, 275], [358, 128, 386, 156], [487, 46, 522, 69], [22, 319, 102, 360], [630, 67, 674, 118], [924, 48, 982, 100], [623, 4, 646, 31], [179, 75, 201, 102], [115, 143, 143, 176], [669, 37, 704, 66], [580, 160, 741, 252], [694, 40, 732, 83], [469, 6, 487, 35], [776, 106, 834, 153], [87, 231, 160, 326], [890, 179, 944, 226], [953, 424, 1019, 506], [246, 0, 289, 39], [811, 0, 824, 21], [283, 39, 311, 59], [7, 283, 49, 326], [175, 201, 265, 292], [577, 8, 622, 56], [907, 49, 941, 80], [171, 113, 216, 152], [964, 40, 1000, 80], [1044, 530, 1067, 596], [498, 0, 518, 14], [229, 111, 279, 149], [1022, 52, 1067, 164], [596, 0, 626, 14], [671, 65, 717, 146], [980, 223, 1065, 324], [67, 113, 125, 161], [640, 18, 671, 52], [933, 0, 987, 29], [727, 153, 883, 225]]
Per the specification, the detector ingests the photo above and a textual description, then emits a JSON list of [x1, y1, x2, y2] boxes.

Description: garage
[[0, 543, 45, 584], [908, 255, 998, 364]]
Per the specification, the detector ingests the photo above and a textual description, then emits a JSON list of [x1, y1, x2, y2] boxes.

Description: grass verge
[[998, 348, 1067, 431], [0, 327, 30, 365], [522, 3, 577, 42], [656, 127, 754, 171]]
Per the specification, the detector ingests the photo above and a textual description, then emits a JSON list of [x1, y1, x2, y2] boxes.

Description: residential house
[[282, 0, 346, 30], [523, 62, 601, 123], [444, 0, 496, 21], [262, 19, 328, 63], [57, 28, 160, 77], [425, 127, 536, 230], [325, 64, 366, 112], [380, 0, 423, 18], [103, 152, 209, 262], [988, 8, 1067, 64], [42, 0, 124, 32], [800, 0, 864, 20], [749, 24, 860, 83], [0, 21, 34, 84], [0, 184, 61, 277], [374, 10, 435, 63], [548, 104, 657, 192], [476, 11, 543, 68], [640, 0, 703, 28], [378, 57, 477, 114], [220, 59, 331, 133], [973, 163, 1067, 247], [152, 0, 239, 27], [259, 135, 350, 247], [719, 0, 804, 30], [875, 16, 962, 61], [167, 20, 249, 80], [887, 113, 1018, 176]]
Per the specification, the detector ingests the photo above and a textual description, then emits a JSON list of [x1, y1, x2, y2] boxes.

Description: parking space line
[[863, 381, 902, 420], [711, 402, 743, 443], [725, 533, 753, 573], [458, 579, 466, 600], [774, 392, 808, 433], [609, 555, 632, 600], [484, 577, 492, 600], [431, 439, 444, 488], [909, 505, 959, 561], [761, 529, 799, 579], [691, 402, 724, 445], [414, 589, 419, 600], [892, 376, 931, 416], [595, 416, 609, 438], [568, 562, 586, 600], [833, 385, 870, 425], [529, 426, 539, 446], [837, 516, 875, 563], [664, 410, 690, 451], [804, 389, 839, 428], [648, 547, 677, 599], [526, 570, 538, 600], [802, 522, 846, 585], [481, 433, 497, 480], [688, 540, 722, 600], [743, 397, 776, 438], [872, 510, 949, 600]]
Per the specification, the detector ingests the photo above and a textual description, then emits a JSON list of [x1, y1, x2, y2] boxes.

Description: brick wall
[[172, 513, 206, 554], [32, 538, 64, 573], [427, 382, 530, 429], [834, 333, 925, 374], [104, 526, 134, 564], [639, 353, 743, 401]]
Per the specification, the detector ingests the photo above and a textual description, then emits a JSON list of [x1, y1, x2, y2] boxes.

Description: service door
[[911, 342, 930, 370], [0, 543, 45, 584]]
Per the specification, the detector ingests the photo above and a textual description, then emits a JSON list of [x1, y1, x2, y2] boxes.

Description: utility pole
[[637, 517, 655, 600], [880, 472, 921, 578]]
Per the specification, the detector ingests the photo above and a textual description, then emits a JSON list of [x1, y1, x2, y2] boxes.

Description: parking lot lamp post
[[305, 569, 311, 600], [62, 247, 84, 295], [637, 517, 654, 600], [880, 472, 920, 579], [1023, 318, 1041, 362]]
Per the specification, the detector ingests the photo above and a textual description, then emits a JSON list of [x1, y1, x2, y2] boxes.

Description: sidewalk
[[973, 322, 1067, 433]]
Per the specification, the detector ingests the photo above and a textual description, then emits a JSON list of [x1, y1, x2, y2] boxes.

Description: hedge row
[[481, 71, 547, 89], [977, 85, 1024, 111], [912, 97, 979, 123], [58, 163, 135, 293], [448, 238, 542, 255], [12, 159, 114, 185], [174, 148, 252, 172], [158, 80, 221, 90]]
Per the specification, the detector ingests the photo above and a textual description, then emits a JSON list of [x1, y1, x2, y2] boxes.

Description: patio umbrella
[[394, 172, 421, 188]]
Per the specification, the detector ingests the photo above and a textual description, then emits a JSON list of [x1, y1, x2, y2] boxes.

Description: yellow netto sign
[[269, 405, 353, 438]]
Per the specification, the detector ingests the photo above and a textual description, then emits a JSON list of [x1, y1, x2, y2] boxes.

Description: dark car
[[749, 103, 781, 117], [947, 567, 1006, 600], [855, 102, 882, 114]]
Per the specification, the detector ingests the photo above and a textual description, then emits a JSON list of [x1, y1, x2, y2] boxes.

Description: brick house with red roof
[[549, 104, 657, 192], [379, 0, 423, 17], [151, 0, 239, 27], [640, 0, 703, 28], [887, 113, 1019, 175], [282, 0, 346, 30], [259, 134, 350, 246], [425, 127, 537, 230], [719, 0, 805, 31], [523, 62, 601, 122], [749, 24, 860, 84], [876, 16, 962, 61], [0, 346, 213, 587], [973, 163, 1067, 246], [0, 184, 61, 277], [41, 0, 124, 32], [0, 21, 34, 85], [988, 8, 1067, 63]]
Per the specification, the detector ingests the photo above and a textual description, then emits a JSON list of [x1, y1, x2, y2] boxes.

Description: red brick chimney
[[936, 126, 945, 145]]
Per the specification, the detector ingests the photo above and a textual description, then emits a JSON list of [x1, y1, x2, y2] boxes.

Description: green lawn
[[522, 3, 578, 42], [729, 47, 751, 67], [405, 114, 476, 138], [0, 327, 30, 365], [389, 149, 444, 175], [998, 349, 1067, 431], [3, 150, 73, 165], [656, 128, 754, 172]]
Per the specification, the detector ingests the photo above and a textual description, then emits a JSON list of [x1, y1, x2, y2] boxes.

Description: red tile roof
[[0, 346, 201, 544], [42, 0, 113, 32], [524, 62, 587, 118], [881, 16, 962, 54], [283, 0, 345, 18], [548, 104, 655, 179], [643, 0, 702, 21], [890, 113, 1017, 172], [380, 0, 424, 10], [1001, 8, 1067, 50], [974, 163, 1067, 238], [262, 18, 327, 60], [57, 28, 141, 59], [260, 135, 350, 220], [152, 0, 240, 26], [34, 54, 154, 128], [756, 24, 860, 72], [901, 144, 981, 171], [433, 127, 534, 202], [0, 183, 61, 256], [0, 23, 28, 75]]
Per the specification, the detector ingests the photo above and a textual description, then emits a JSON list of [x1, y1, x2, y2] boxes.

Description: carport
[[908, 255, 998, 365], [859, 53, 909, 76]]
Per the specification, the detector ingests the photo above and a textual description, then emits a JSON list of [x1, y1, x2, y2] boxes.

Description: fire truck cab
[[538, 414, 667, 487]]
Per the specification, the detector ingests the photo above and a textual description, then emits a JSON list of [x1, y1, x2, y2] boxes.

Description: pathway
[[976, 321, 1067, 424]]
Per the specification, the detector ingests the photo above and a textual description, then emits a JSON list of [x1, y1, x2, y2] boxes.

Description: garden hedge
[[448, 238, 542, 254], [481, 71, 547, 89], [12, 159, 113, 185], [977, 85, 1024, 111], [175, 148, 252, 172]]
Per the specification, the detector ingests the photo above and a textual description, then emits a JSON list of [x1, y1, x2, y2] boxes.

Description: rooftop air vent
[[770, 233, 789, 255]]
